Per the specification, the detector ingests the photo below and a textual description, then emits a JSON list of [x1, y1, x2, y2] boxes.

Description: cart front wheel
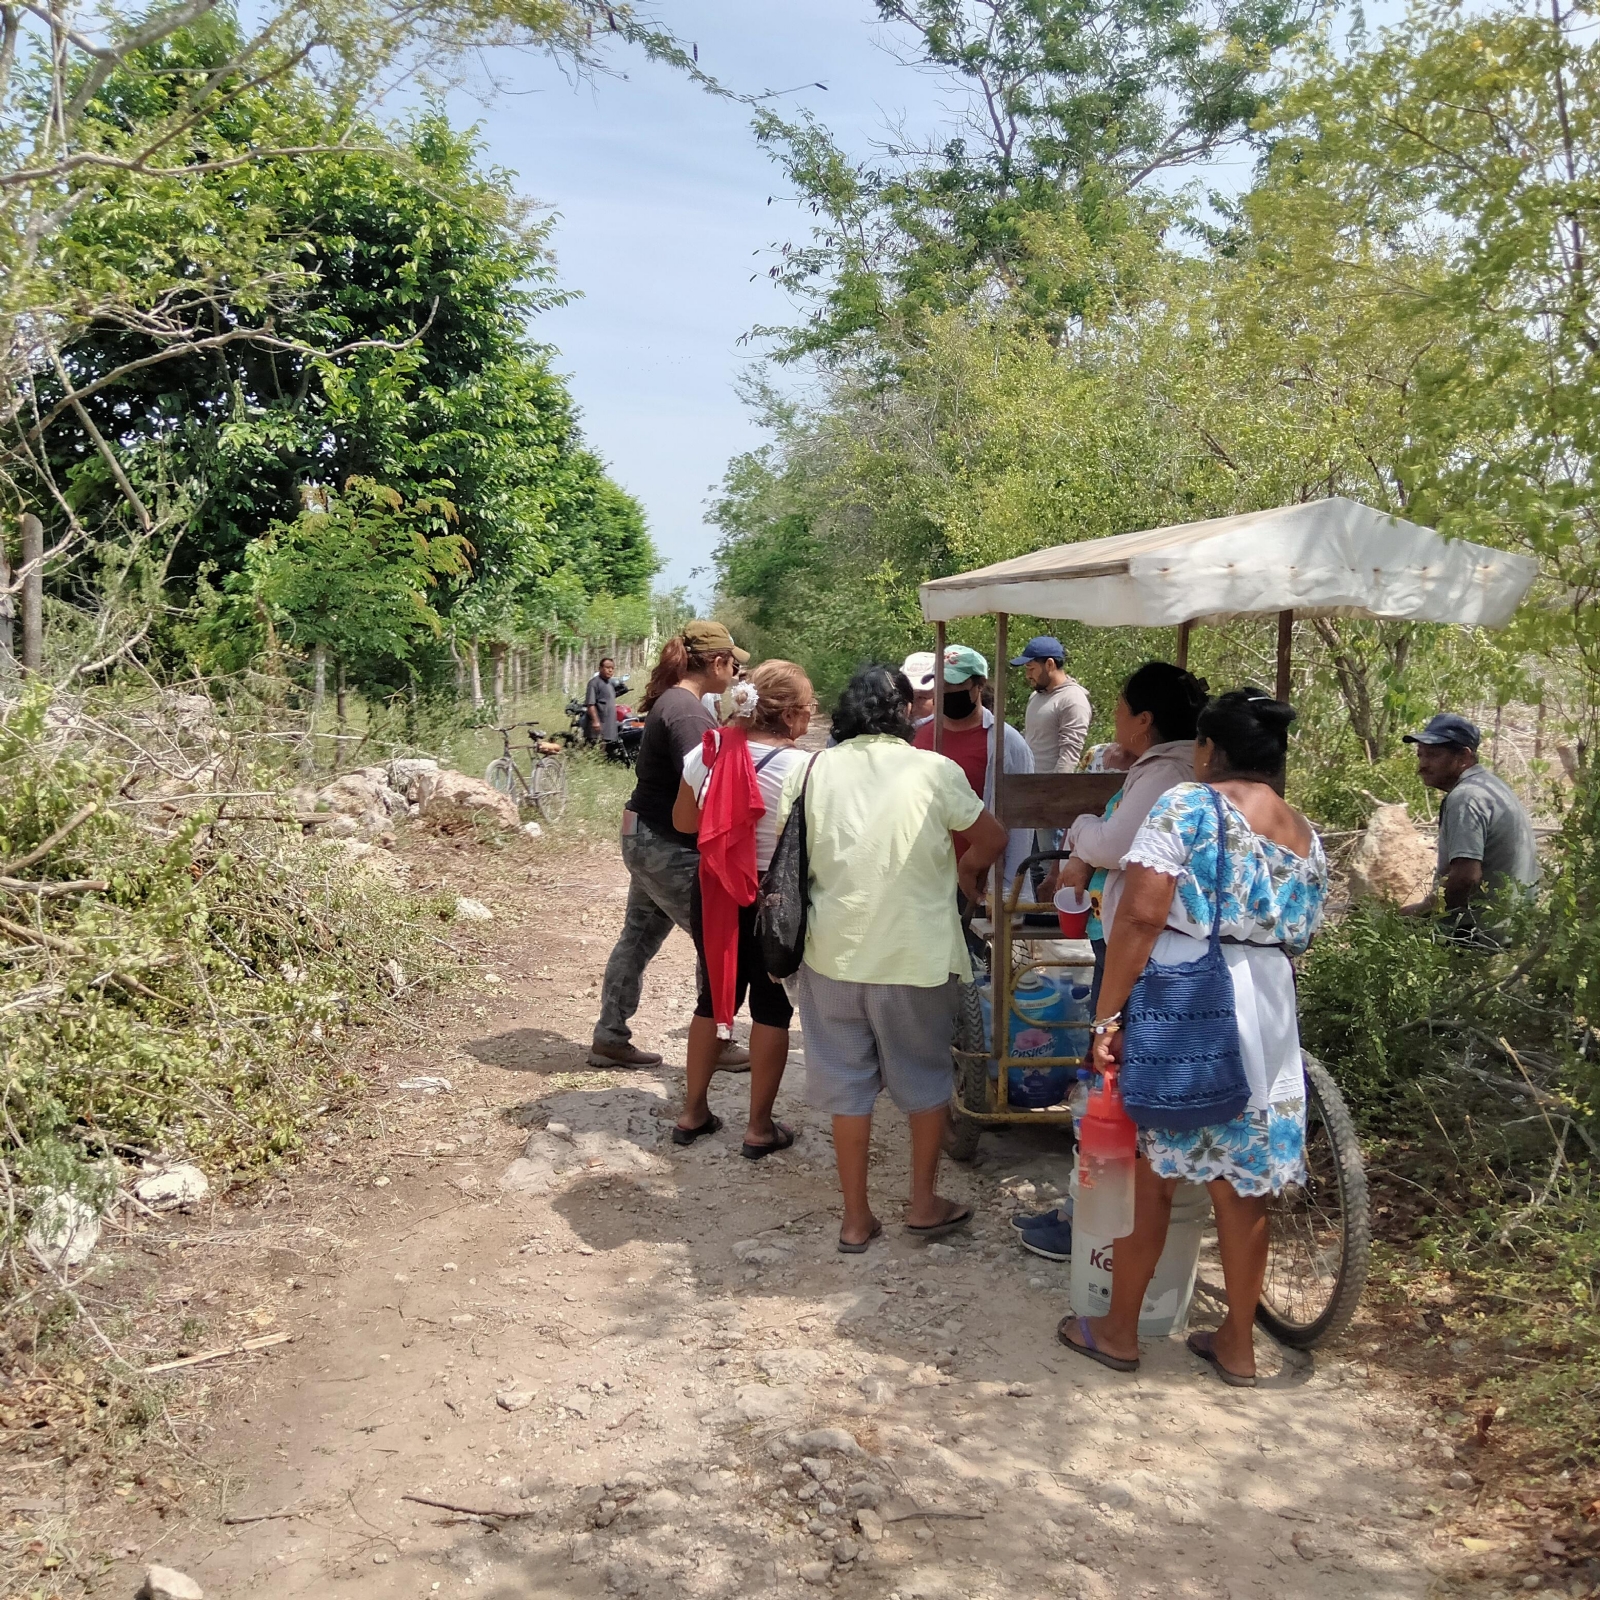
[[1256, 1052, 1370, 1350], [948, 980, 988, 1163]]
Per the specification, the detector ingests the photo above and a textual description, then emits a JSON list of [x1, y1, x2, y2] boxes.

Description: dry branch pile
[[0, 681, 460, 1274]]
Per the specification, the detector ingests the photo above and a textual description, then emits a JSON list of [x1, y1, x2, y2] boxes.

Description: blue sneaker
[[1010, 1205, 1065, 1231], [1017, 1215, 1073, 1262]]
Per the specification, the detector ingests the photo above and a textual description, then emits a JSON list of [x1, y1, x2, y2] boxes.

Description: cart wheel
[[1256, 1052, 1370, 1350], [947, 980, 988, 1163], [531, 755, 568, 823]]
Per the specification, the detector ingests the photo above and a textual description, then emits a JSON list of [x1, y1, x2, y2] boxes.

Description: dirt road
[[84, 836, 1458, 1600]]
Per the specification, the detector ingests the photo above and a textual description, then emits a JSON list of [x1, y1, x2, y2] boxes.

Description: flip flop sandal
[[1057, 1315, 1140, 1373], [1186, 1330, 1257, 1388], [670, 1114, 723, 1147], [838, 1221, 883, 1255], [741, 1122, 796, 1161], [905, 1205, 973, 1242]]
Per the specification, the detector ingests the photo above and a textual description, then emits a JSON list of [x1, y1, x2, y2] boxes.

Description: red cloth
[[914, 720, 990, 860], [696, 726, 765, 1036]]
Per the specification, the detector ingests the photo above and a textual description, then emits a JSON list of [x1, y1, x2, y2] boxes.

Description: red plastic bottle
[[1074, 1068, 1138, 1239]]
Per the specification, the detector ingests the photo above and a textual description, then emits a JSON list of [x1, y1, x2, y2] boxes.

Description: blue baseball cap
[[1009, 635, 1065, 667], [1403, 713, 1481, 751]]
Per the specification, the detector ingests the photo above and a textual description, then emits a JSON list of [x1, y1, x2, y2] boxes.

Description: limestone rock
[[856, 1507, 884, 1543], [495, 1389, 535, 1412], [1348, 802, 1436, 905], [499, 1087, 671, 1196], [420, 769, 520, 834], [134, 1164, 209, 1209], [454, 896, 494, 922], [139, 1567, 204, 1600], [314, 767, 408, 839], [26, 1190, 100, 1270], [799, 1562, 833, 1585], [734, 1384, 805, 1422], [795, 1427, 863, 1457], [385, 757, 441, 804]]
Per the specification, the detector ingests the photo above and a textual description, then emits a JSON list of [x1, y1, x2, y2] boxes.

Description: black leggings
[[690, 881, 795, 1030]]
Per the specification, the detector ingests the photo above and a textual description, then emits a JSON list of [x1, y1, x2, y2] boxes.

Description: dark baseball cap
[[1402, 713, 1481, 751], [681, 620, 750, 664], [1009, 635, 1065, 666]]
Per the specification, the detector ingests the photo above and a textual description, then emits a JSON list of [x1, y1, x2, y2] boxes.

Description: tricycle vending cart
[[919, 496, 1538, 1348]]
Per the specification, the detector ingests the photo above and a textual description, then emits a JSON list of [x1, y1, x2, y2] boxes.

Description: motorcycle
[[567, 680, 643, 766]]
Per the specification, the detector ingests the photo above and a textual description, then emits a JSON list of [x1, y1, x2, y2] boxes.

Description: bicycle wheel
[[485, 756, 524, 801], [947, 979, 989, 1163], [1256, 1052, 1370, 1349], [530, 755, 568, 823]]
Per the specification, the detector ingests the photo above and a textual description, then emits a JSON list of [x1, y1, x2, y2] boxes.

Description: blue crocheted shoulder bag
[[1120, 786, 1250, 1131]]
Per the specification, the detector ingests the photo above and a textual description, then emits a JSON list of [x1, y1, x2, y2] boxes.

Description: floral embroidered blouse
[[1121, 782, 1329, 956]]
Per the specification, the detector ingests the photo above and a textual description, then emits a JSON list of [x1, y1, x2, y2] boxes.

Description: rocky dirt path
[[87, 834, 1460, 1600]]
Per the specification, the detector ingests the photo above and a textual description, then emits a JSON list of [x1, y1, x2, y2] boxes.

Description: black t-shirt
[[627, 686, 714, 847]]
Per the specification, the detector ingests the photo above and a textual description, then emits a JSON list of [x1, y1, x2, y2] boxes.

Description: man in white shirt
[[1011, 635, 1091, 772]]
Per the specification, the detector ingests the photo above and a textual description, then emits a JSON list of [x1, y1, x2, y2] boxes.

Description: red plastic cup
[[1053, 886, 1091, 938]]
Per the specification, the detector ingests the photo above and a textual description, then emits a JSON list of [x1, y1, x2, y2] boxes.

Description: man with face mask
[[913, 645, 1033, 889]]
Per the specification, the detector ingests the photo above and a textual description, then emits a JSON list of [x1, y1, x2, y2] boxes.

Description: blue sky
[[445, 2, 1394, 601], [445, 3, 957, 600]]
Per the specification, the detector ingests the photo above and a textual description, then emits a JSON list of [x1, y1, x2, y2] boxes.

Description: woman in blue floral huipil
[[1059, 689, 1328, 1387]]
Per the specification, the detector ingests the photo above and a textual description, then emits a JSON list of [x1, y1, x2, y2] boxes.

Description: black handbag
[[754, 752, 821, 980], [1119, 786, 1251, 1131]]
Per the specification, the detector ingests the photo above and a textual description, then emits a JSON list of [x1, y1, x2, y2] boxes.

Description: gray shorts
[[795, 966, 958, 1117]]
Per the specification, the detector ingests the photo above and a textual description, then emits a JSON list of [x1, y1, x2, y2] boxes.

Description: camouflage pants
[[593, 820, 698, 1049]]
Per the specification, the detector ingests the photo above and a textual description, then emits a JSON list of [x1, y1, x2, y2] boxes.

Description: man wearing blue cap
[[1010, 636, 1091, 774], [1402, 713, 1539, 925]]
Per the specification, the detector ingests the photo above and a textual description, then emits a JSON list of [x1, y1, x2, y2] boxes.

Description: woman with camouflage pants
[[589, 621, 751, 1070]]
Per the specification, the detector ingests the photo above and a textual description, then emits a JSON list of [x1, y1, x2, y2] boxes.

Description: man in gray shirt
[[1403, 713, 1539, 932], [1010, 635, 1091, 772], [584, 658, 619, 750]]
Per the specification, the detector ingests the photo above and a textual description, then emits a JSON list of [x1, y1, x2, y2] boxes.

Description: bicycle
[[484, 723, 568, 824], [1254, 1051, 1370, 1348]]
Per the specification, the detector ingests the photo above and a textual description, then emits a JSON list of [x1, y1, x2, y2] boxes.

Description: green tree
[[1258, 0, 1600, 741], [241, 477, 472, 679], [755, 0, 1319, 359]]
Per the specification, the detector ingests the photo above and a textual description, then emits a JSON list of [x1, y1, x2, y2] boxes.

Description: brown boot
[[715, 1040, 751, 1071], [587, 1040, 663, 1069]]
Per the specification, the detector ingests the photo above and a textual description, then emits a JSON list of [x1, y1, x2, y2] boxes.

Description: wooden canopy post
[[933, 620, 945, 754], [1275, 610, 1293, 703], [1176, 619, 1192, 669]]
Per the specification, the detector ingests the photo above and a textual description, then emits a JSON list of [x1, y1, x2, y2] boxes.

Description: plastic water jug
[[1070, 1176, 1210, 1336], [976, 972, 1086, 1108], [1074, 1069, 1136, 1239]]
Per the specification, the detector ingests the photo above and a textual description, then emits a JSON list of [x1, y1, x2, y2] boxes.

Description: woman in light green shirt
[[779, 665, 1007, 1252]]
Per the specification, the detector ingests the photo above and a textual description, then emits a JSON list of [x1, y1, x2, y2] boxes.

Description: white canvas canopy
[[918, 497, 1538, 628]]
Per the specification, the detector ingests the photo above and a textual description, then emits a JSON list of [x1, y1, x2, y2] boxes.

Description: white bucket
[[1068, 1176, 1210, 1338]]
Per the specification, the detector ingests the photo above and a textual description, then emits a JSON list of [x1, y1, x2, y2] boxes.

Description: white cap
[[900, 651, 937, 691]]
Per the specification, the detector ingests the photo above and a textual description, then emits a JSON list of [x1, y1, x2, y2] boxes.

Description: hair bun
[[1254, 698, 1297, 731]]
